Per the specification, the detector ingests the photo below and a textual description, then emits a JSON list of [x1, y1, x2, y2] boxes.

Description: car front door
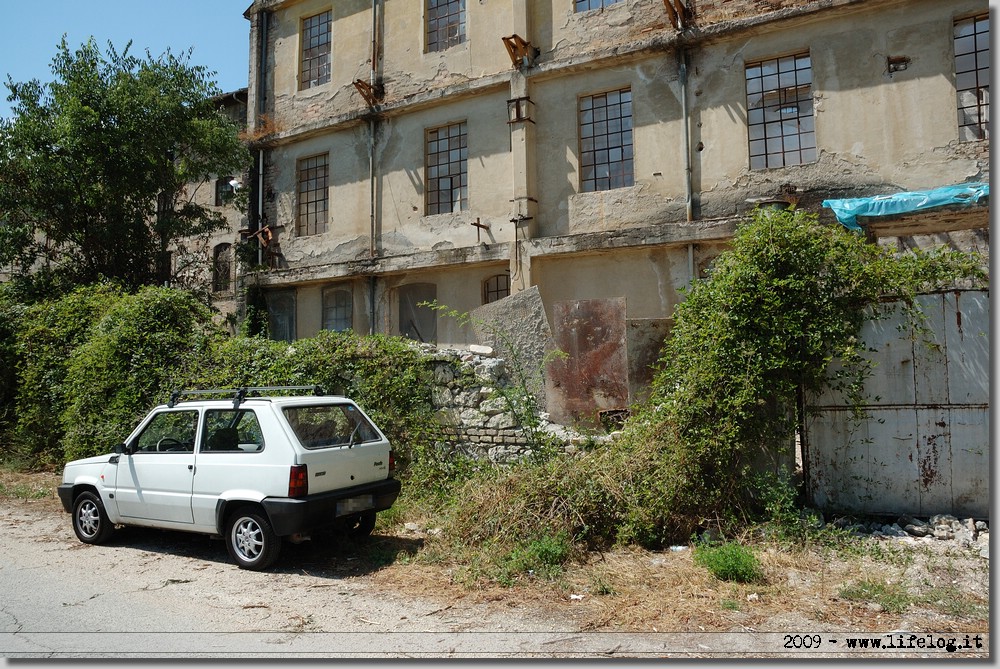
[[112, 409, 199, 524]]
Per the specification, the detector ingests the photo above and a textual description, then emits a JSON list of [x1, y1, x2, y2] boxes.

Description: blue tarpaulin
[[821, 182, 990, 230]]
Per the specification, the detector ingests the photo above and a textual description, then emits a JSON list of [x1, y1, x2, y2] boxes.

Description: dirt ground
[[2, 469, 989, 657]]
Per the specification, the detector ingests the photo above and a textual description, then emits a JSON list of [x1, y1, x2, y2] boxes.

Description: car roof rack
[[167, 385, 326, 409]]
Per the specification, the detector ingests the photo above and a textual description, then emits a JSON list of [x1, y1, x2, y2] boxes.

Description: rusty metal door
[[804, 290, 989, 518]]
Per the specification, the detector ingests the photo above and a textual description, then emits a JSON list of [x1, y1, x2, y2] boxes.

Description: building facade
[[236, 0, 989, 424]]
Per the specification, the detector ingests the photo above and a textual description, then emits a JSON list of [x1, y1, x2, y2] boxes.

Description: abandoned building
[[204, 0, 990, 427]]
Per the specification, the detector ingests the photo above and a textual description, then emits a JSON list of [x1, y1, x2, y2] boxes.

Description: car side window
[[134, 410, 199, 453], [202, 409, 265, 453]]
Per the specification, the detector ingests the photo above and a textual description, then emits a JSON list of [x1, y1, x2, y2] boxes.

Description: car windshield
[[282, 404, 381, 449]]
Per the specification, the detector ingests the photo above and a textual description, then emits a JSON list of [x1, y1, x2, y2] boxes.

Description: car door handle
[[188, 464, 194, 471]]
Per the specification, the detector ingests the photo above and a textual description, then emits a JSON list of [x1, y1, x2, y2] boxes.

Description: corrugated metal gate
[[804, 290, 989, 519]]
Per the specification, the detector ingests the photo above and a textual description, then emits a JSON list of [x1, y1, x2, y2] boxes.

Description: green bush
[[7, 283, 124, 467], [693, 540, 765, 583], [60, 286, 217, 461]]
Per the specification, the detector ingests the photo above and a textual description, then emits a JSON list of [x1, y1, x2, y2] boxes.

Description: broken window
[[425, 121, 468, 215], [297, 154, 328, 236], [322, 286, 353, 332], [579, 87, 634, 192], [215, 176, 235, 206], [398, 283, 437, 344], [212, 243, 232, 293], [427, 0, 465, 53], [955, 14, 989, 142], [746, 52, 816, 170], [266, 290, 296, 343], [300, 11, 331, 90], [483, 273, 510, 304], [575, 0, 624, 11]]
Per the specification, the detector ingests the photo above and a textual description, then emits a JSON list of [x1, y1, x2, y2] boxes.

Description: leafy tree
[[0, 37, 250, 293]]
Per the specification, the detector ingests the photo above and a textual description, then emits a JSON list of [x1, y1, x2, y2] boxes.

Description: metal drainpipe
[[256, 10, 269, 267], [368, 0, 378, 334], [679, 48, 695, 285]]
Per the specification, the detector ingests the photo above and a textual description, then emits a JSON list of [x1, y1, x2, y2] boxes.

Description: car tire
[[345, 510, 377, 539], [72, 491, 115, 544], [225, 507, 281, 571]]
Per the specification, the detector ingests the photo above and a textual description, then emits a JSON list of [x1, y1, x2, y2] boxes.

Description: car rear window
[[283, 404, 381, 449]]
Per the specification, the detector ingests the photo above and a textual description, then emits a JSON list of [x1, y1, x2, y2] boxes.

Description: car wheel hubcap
[[234, 519, 263, 560], [78, 502, 99, 537]]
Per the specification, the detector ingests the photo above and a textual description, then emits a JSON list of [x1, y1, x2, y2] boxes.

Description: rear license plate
[[337, 495, 374, 516]]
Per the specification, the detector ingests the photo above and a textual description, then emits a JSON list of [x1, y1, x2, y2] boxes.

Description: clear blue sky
[[0, 0, 251, 119]]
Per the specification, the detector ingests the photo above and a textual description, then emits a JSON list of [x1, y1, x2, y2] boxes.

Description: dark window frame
[[212, 243, 233, 293], [300, 10, 332, 90], [578, 87, 634, 193], [483, 273, 510, 304], [297, 154, 329, 236], [427, 0, 466, 53], [425, 121, 468, 215], [745, 51, 816, 170], [322, 286, 353, 332], [955, 14, 990, 142]]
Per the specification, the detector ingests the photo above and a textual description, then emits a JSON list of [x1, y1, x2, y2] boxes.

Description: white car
[[57, 387, 401, 570]]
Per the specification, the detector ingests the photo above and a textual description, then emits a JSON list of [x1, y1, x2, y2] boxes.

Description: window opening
[[398, 283, 437, 343], [575, 0, 624, 11], [134, 411, 199, 453], [212, 243, 232, 293], [301, 11, 331, 90], [483, 273, 510, 304], [322, 287, 353, 332], [425, 122, 468, 214], [427, 0, 466, 52], [266, 290, 296, 342], [746, 52, 816, 169], [297, 154, 328, 236], [579, 87, 634, 192], [215, 176, 235, 206], [955, 14, 990, 141]]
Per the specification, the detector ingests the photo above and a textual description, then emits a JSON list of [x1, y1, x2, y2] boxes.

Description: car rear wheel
[[345, 510, 377, 538], [72, 491, 115, 544], [225, 507, 281, 571]]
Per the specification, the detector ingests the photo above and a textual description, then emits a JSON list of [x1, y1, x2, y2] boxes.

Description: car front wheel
[[72, 491, 115, 544], [225, 507, 281, 571]]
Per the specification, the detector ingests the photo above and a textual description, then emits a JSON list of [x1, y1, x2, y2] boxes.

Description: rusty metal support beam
[[662, 0, 687, 30]]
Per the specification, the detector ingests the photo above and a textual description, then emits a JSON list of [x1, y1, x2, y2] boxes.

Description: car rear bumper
[[261, 478, 401, 536]]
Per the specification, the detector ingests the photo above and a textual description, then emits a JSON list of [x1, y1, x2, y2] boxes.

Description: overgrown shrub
[[6, 283, 124, 467], [60, 286, 218, 461]]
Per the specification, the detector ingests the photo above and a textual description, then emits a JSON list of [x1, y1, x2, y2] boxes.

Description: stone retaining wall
[[416, 343, 599, 463]]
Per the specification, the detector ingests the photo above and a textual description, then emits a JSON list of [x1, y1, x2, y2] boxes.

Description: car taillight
[[288, 464, 308, 498], [388, 450, 396, 476]]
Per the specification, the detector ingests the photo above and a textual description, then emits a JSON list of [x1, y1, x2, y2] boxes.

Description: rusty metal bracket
[[662, 0, 688, 30], [502, 34, 538, 69], [353, 79, 383, 107]]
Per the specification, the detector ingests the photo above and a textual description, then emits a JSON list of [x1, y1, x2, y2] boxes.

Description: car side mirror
[[113, 443, 129, 455]]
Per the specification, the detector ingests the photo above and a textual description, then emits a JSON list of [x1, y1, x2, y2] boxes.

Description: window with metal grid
[[575, 0, 624, 11], [322, 287, 353, 332], [427, 0, 465, 53], [955, 14, 990, 142], [579, 88, 634, 192], [297, 154, 328, 236], [300, 11, 331, 90], [745, 52, 816, 170], [425, 122, 468, 214], [483, 273, 510, 304]]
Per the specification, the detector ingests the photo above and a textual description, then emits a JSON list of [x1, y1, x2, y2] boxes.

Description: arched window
[[322, 287, 353, 332], [213, 243, 232, 292], [483, 273, 510, 304]]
